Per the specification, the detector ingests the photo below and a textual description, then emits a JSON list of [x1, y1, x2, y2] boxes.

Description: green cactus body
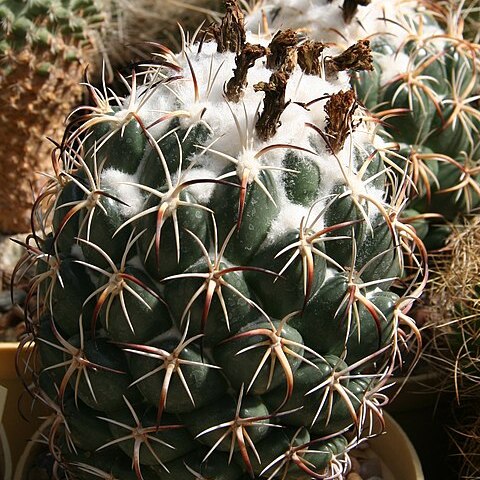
[[349, 2, 480, 247], [105, 407, 195, 465], [64, 449, 155, 480], [21, 3, 425, 478], [247, 0, 480, 252], [214, 319, 305, 395], [282, 150, 323, 205], [246, 228, 327, 318]]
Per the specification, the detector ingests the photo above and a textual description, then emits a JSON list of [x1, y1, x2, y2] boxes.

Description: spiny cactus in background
[[354, 0, 480, 251], [425, 216, 480, 400], [246, 0, 480, 251], [0, 0, 103, 234], [0, 0, 219, 235], [418, 216, 480, 479], [462, 0, 480, 41], [450, 400, 480, 479], [15, 2, 426, 478]]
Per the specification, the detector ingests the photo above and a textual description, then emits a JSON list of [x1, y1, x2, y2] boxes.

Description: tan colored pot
[[0, 342, 44, 475], [368, 412, 424, 480]]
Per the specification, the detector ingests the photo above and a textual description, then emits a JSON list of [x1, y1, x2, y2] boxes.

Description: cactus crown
[[16, 1, 425, 479], [246, 0, 480, 248]]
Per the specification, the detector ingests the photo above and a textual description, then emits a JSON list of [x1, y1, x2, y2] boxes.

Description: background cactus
[[245, 0, 480, 251], [420, 216, 480, 479], [426, 217, 480, 399], [347, 0, 480, 250], [0, 0, 103, 233], [15, 2, 426, 478], [463, 0, 480, 41], [0, 0, 219, 234]]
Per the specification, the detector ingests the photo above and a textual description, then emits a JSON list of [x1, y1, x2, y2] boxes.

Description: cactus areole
[[18, 2, 425, 479]]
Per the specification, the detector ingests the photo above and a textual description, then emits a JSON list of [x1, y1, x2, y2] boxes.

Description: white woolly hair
[[100, 168, 145, 217], [114, 27, 387, 241], [245, 0, 446, 86]]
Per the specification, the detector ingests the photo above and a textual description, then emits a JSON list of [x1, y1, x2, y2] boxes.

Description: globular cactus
[[16, 2, 425, 479], [246, 0, 480, 251], [0, 0, 219, 234], [347, 0, 480, 250]]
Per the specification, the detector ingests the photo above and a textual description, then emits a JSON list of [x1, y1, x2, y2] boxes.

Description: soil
[[349, 441, 385, 480]]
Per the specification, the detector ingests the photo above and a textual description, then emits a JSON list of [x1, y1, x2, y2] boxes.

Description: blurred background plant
[[450, 400, 480, 479], [0, 0, 220, 235], [421, 215, 480, 478], [462, 0, 480, 41]]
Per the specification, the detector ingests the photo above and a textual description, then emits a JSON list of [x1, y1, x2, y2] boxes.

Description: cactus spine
[[16, 2, 425, 478]]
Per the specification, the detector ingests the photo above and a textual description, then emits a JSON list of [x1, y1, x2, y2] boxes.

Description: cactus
[[0, 0, 219, 234], [425, 216, 480, 400], [462, 0, 480, 41], [419, 216, 480, 480], [349, 0, 480, 249], [0, 0, 103, 233], [245, 0, 480, 250], [15, 2, 426, 478]]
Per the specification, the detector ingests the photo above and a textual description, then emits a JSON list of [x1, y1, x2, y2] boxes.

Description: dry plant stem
[[212, 0, 246, 53], [225, 43, 267, 102], [324, 89, 358, 155], [254, 71, 290, 141], [298, 41, 326, 76], [266, 29, 299, 73], [325, 40, 374, 79]]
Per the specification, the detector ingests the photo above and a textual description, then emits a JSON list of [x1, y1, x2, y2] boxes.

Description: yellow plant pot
[[368, 412, 424, 480], [0, 342, 44, 477], [1, 386, 13, 480]]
